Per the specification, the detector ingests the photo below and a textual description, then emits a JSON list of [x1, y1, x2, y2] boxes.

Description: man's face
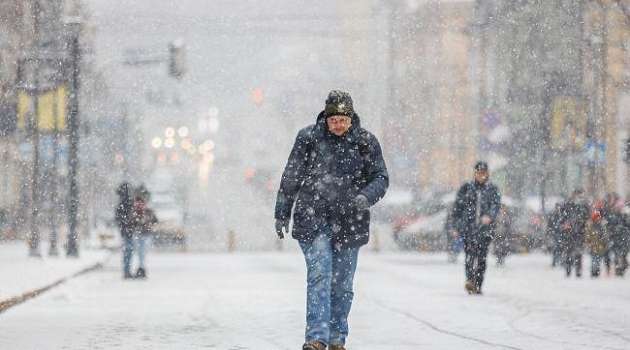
[[474, 169, 489, 184], [327, 115, 352, 136]]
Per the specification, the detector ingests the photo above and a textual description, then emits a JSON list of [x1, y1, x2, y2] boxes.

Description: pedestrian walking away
[[275, 90, 389, 350], [586, 199, 611, 278], [602, 192, 630, 277], [451, 161, 501, 295], [558, 189, 590, 278], [115, 182, 135, 279], [547, 202, 564, 268]]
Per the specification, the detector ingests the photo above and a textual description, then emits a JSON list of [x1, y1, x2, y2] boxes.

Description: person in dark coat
[[602, 192, 629, 276], [585, 200, 610, 277], [451, 161, 501, 295], [275, 90, 388, 350], [546, 203, 564, 268], [115, 182, 135, 279], [558, 188, 590, 278]]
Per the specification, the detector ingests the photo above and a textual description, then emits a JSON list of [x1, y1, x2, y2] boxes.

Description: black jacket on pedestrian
[[603, 208, 630, 251], [452, 181, 501, 238], [275, 111, 389, 248], [115, 197, 134, 239], [558, 200, 589, 244]]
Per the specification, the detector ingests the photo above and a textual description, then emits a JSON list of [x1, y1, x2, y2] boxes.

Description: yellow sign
[[17, 85, 67, 131], [550, 96, 586, 151]]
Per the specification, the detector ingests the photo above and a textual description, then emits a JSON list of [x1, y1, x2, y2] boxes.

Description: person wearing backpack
[[275, 90, 389, 350]]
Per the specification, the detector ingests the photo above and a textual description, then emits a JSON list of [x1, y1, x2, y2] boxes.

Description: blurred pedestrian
[[546, 203, 564, 268], [493, 204, 512, 267], [558, 189, 590, 278], [452, 161, 501, 295], [585, 199, 610, 278], [115, 182, 135, 279], [131, 185, 157, 279], [444, 206, 463, 263], [602, 192, 629, 276], [275, 90, 389, 350]]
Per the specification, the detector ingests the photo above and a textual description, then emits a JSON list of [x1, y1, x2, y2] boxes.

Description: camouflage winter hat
[[324, 90, 354, 118]]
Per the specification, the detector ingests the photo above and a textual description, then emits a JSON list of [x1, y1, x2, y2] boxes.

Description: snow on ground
[[1, 248, 629, 350], [0, 242, 109, 302]]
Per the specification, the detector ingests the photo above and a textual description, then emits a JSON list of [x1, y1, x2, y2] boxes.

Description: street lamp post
[[65, 18, 81, 257], [27, 0, 42, 257]]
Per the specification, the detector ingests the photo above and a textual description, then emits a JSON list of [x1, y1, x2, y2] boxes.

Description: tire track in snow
[[365, 295, 524, 350], [498, 294, 629, 350]]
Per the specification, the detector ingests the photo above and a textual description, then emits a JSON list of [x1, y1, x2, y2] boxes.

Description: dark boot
[[303, 341, 326, 350], [135, 267, 147, 279], [329, 345, 346, 350]]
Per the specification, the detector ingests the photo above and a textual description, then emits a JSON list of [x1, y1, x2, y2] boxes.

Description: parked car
[[151, 191, 187, 249], [391, 191, 452, 251], [393, 209, 448, 251]]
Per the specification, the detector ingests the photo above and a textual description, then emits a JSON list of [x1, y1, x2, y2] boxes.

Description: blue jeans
[[135, 234, 150, 269], [122, 236, 134, 276], [299, 232, 360, 346]]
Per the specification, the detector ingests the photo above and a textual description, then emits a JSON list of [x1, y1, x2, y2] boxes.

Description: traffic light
[[168, 40, 186, 79], [251, 87, 264, 107]]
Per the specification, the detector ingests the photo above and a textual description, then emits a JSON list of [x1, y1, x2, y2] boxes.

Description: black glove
[[352, 194, 370, 211], [275, 219, 290, 239]]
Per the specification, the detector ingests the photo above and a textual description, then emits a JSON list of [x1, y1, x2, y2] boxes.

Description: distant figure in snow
[[547, 202, 564, 268], [493, 204, 512, 266], [115, 182, 135, 279], [558, 188, 590, 278], [451, 161, 501, 295], [131, 185, 157, 279], [275, 90, 389, 350], [444, 207, 463, 263], [601, 192, 629, 277], [586, 199, 611, 278]]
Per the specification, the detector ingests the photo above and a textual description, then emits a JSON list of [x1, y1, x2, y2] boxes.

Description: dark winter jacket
[[451, 181, 501, 238], [603, 209, 630, 251], [557, 200, 589, 249], [546, 205, 563, 241], [275, 111, 389, 248], [115, 198, 134, 239]]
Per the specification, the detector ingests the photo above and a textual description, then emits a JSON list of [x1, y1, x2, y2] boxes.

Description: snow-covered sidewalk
[[0, 241, 110, 311], [2, 250, 629, 349]]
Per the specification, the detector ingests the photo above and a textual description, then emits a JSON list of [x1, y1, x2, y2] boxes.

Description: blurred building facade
[[386, 0, 478, 193], [473, 0, 629, 202], [0, 0, 111, 239]]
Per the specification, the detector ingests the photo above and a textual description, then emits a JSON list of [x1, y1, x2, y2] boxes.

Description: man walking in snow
[[452, 161, 501, 295], [275, 90, 389, 350]]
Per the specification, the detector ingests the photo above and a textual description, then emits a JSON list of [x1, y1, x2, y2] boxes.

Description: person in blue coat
[[275, 90, 388, 350]]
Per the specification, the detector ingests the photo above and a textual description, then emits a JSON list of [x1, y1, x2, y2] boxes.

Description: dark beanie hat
[[474, 161, 489, 171], [324, 90, 354, 118]]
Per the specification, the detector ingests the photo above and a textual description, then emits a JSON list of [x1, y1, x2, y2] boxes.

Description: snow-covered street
[[1, 250, 629, 350]]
